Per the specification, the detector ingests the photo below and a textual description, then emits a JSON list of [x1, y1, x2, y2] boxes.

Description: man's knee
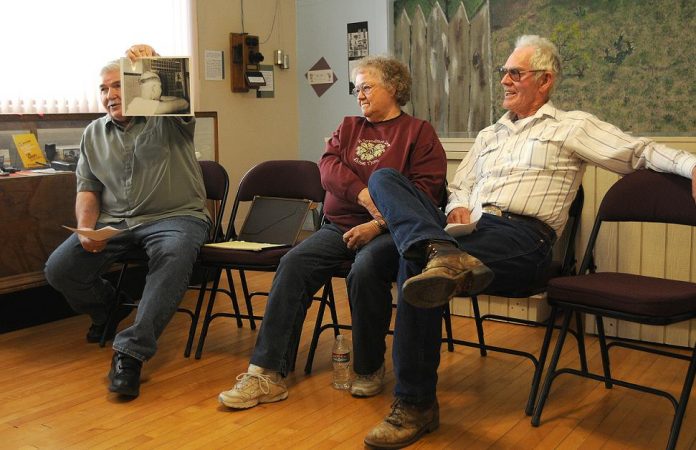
[[44, 248, 73, 290], [368, 168, 400, 190]]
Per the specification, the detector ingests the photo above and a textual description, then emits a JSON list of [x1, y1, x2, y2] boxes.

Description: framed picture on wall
[[347, 21, 369, 94]]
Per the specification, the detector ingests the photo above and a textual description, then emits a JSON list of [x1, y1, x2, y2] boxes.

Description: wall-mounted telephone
[[230, 33, 266, 92]]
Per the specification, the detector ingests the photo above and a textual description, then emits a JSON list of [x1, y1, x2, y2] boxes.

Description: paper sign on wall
[[305, 57, 337, 97]]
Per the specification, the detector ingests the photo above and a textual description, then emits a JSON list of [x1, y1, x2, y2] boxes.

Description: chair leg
[[184, 269, 210, 357], [224, 269, 243, 328], [595, 316, 613, 389], [238, 269, 257, 330], [194, 273, 223, 359], [471, 295, 487, 357], [100, 262, 129, 347], [442, 304, 455, 352], [531, 308, 573, 427], [304, 281, 332, 374], [666, 346, 696, 450], [573, 311, 589, 373], [525, 306, 558, 416], [327, 283, 340, 338]]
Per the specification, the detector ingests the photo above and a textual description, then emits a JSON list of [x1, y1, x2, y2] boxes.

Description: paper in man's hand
[[444, 221, 478, 237], [63, 224, 141, 241]]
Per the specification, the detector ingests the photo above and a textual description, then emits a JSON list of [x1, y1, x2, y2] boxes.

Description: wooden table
[[0, 171, 76, 293]]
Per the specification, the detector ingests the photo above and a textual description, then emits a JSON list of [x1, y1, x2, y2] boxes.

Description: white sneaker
[[351, 364, 385, 397], [218, 370, 288, 409]]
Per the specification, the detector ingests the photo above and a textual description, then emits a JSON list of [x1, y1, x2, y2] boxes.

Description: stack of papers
[[63, 224, 141, 241], [204, 241, 287, 251], [445, 221, 477, 237]]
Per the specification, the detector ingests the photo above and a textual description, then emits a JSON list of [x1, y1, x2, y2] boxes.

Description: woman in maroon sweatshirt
[[219, 56, 447, 410]]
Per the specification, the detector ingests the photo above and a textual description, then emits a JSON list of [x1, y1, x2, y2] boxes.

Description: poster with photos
[[120, 57, 193, 116], [347, 21, 369, 94]]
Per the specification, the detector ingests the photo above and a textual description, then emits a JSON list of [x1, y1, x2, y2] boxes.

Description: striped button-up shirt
[[447, 102, 696, 235]]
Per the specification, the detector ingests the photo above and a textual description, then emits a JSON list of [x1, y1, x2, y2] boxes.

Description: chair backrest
[[579, 170, 696, 273], [557, 184, 584, 276], [199, 160, 230, 243], [227, 160, 325, 240]]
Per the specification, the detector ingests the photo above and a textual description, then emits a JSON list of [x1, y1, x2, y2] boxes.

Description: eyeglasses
[[351, 84, 376, 97], [496, 66, 546, 82]]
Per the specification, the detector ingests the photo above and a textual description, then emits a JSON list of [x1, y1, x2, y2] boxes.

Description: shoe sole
[[350, 384, 384, 398], [364, 417, 439, 449], [108, 383, 139, 397], [218, 391, 288, 409], [403, 265, 494, 309]]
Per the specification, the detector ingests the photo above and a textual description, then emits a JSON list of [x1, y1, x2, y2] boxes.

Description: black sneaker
[[108, 351, 143, 397]]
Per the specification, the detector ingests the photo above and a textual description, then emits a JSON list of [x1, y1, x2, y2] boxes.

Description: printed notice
[[205, 50, 224, 81], [307, 69, 334, 85]]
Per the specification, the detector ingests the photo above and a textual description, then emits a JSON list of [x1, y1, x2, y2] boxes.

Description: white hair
[[515, 35, 562, 84], [100, 60, 120, 76]]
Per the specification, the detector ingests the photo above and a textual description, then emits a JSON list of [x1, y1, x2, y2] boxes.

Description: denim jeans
[[45, 215, 209, 361], [368, 168, 554, 405], [250, 223, 399, 376]]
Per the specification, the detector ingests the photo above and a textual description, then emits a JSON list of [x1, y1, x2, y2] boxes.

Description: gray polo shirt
[[76, 115, 209, 227]]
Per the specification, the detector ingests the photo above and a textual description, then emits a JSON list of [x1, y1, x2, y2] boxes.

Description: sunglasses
[[496, 66, 546, 82]]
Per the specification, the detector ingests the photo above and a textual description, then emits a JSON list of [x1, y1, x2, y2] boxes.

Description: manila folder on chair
[[205, 196, 312, 251]]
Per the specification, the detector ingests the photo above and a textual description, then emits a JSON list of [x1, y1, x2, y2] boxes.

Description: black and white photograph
[[121, 57, 192, 117], [347, 21, 369, 94]]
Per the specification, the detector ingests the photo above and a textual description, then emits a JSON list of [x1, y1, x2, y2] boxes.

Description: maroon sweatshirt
[[318, 113, 447, 231]]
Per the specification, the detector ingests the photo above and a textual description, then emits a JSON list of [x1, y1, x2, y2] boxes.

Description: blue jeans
[[45, 216, 209, 361], [368, 168, 554, 405], [250, 223, 399, 376]]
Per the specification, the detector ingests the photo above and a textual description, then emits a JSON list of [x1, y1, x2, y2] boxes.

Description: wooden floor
[[1, 271, 696, 449]]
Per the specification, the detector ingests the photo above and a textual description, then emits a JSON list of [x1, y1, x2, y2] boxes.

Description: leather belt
[[482, 204, 557, 244]]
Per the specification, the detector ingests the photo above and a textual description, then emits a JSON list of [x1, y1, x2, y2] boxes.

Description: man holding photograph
[[45, 44, 209, 399]]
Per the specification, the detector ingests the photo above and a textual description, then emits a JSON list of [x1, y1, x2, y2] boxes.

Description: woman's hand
[[357, 188, 382, 219], [342, 221, 382, 251]]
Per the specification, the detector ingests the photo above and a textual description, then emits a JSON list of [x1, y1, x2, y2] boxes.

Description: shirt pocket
[[518, 125, 563, 169]]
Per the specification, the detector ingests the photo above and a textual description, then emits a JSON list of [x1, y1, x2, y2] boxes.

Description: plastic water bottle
[[332, 335, 352, 390]]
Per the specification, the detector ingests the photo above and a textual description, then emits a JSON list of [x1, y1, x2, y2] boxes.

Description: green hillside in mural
[[394, 0, 696, 133]]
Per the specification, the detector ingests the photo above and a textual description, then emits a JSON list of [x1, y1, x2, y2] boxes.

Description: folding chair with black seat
[[100, 160, 230, 359], [441, 186, 588, 415], [531, 170, 696, 450], [192, 160, 328, 363]]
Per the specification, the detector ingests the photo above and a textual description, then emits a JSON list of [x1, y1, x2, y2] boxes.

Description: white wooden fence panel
[[447, 3, 470, 133], [426, 3, 449, 134]]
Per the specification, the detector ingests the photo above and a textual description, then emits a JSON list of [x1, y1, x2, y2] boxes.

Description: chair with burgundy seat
[[531, 170, 696, 450], [192, 160, 330, 365]]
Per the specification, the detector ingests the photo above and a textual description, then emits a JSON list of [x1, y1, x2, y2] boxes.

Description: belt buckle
[[482, 204, 503, 217]]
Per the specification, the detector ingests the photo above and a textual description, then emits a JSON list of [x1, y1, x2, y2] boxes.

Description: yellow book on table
[[12, 133, 47, 169]]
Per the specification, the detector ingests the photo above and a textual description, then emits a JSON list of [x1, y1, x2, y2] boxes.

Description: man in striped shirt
[[363, 34, 696, 448]]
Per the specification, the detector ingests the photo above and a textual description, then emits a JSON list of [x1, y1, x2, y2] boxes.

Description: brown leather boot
[[364, 399, 439, 449], [402, 241, 494, 308]]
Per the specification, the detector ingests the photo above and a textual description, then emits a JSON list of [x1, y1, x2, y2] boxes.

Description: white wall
[[296, 0, 393, 162]]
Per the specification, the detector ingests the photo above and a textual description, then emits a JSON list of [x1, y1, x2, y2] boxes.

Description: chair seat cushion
[[198, 245, 291, 267], [548, 272, 696, 320]]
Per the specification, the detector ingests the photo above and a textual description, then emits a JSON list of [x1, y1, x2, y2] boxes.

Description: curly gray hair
[[352, 56, 411, 106]]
